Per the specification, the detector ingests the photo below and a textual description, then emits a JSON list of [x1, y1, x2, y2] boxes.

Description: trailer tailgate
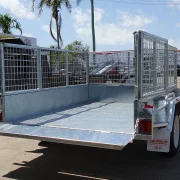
[[0, 123, 133, 150]]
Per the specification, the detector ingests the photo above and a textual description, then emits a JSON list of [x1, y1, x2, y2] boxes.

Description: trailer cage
[[0, 30, 179, 156]]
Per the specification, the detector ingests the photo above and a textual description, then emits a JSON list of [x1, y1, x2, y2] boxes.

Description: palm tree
[[77, 0, 96, 52], [32, 0, 72, 49], [0, 14, 22, 34]]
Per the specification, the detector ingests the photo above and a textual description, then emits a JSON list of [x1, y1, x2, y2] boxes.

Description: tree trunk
[[54, 8, 60, 49], [56, 17, 60, 49]]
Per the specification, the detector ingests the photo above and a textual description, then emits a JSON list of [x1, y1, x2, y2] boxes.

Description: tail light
[[139, 119, 152, 134], [144, 104, 153, 109]]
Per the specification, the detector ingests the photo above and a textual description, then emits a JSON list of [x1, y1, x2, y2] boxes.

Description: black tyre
[[167, 115, 180, 157]]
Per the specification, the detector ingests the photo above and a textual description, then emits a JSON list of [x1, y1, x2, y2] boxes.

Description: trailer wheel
[[168, 115, 180, 156]]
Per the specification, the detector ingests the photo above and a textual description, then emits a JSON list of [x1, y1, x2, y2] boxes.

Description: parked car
[[89, 62, 134, 83]]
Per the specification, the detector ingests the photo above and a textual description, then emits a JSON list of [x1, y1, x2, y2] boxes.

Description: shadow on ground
[[3, 140, 180, 180]]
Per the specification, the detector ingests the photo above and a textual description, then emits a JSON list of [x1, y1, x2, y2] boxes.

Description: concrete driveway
[[0, 136, 180, 180]]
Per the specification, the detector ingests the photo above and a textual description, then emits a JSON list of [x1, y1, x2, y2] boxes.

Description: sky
[[0, 0, 180, 51]]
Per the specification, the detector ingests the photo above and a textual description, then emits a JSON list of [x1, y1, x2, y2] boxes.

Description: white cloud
[[167, 0, 180, 9], [95, 24, 133, 45], [169, 38, 180, 49], [176, 23, 180, 27], [23, 32, 33, 37], [118, 11, 156, 28], [72, 8, 90, 27], [72, 8, 156, 47], [42, 24, 56, 36], [73, 8, 104, 27], [0, 0, 35, 19], [42, 25, 49, 33], [93, 8, 104, 22]]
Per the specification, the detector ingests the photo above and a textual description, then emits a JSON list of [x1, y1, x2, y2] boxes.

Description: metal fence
[[88, 51, 135, 85], [0, 43, 88, 93], [134, 31, 177, 99]]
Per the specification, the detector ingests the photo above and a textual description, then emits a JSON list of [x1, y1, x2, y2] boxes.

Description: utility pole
[[91, 0, 96, 52], [90, 0, 96, 64]]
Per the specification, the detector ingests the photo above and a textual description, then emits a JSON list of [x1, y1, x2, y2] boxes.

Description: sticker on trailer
[[147, 139, 169, 152], [148, 139, 168, 145], [147, 127, 170, 152]]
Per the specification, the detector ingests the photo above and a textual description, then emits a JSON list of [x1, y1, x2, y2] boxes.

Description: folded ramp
[[0, 123, 133, 150]]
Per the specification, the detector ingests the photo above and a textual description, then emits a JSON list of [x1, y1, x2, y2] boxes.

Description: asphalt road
[[1, 78, 180, 180]]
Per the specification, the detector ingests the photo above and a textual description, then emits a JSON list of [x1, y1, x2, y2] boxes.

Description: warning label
[[148, 139, 168, 146]]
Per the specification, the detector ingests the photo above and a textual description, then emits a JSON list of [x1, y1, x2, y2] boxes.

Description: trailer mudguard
[[147, 97, 180, 153], [168, 97, 180, 132]]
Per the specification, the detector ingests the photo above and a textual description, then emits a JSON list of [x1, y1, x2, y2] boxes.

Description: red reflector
[[144, 104, 153, 109], [139, 120, 152, 134]]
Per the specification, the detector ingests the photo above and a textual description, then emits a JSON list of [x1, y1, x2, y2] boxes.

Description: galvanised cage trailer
[[0, 30, 179, 156]]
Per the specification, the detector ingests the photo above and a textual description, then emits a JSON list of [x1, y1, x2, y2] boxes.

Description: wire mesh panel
[[135, 31, 177, 99], [168, 45, 177, 87], [1, 43, 88, 92], [142, 33, 166, 97], [178, 51, 180, 65], [41, 49, 66, 88], [4, 45, 38, 91], [41, 50, 87, 88], [89, 51, 135, 85], [68, 52, 87, 85]]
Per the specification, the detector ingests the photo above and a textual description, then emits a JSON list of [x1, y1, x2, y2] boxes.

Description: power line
[[71, 0, 180, 6], [96, 0, 178, 4], [101, 0, 179, 2]]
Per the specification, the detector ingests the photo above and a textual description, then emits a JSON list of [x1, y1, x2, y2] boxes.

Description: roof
[[0, 37, 25, 45]]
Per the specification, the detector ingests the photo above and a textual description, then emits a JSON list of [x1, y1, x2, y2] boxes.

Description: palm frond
[[12, 19, 22, 34], [76, 0, 83, 6], [63, 0, 72, 13], [0, 13, 22, 34], [37, 0, 47, 16], [32, 0, 36, 11]]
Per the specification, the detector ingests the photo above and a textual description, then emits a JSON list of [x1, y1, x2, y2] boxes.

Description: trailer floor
[[0, 102, 134, 150], [17, 102, 134, 134]]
